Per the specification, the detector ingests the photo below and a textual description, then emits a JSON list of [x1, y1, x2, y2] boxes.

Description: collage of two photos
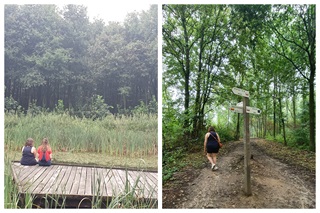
[[3, 2, 316, 210]]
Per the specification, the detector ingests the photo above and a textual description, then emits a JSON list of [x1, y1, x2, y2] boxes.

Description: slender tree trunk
[[181, 9, 190, 130], [278, 92, 287, 146], [309, 70, 315, 152], [193, 27, 204, 137], [235, 113, 240, 140], [292, 85, 296, 128]]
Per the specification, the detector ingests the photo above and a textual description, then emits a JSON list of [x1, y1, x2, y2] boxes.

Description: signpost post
[[231, 87, 261, 196], [243, 96, 251, 196]]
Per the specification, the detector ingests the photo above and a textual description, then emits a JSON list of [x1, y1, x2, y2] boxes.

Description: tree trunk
[[235, 113, 240, 140], [181, 9, 190, 131], [309, 70, 315, 152]]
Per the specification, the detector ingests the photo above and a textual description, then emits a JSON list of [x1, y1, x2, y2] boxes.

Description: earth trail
[[163, 139, 315, 208]]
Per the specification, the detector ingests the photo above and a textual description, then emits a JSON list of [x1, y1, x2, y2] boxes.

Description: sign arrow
[[246, 106, 261, 115], [232, 87, 250, 97], [230, 106, 261, 115], [230, 106, 243, 113]]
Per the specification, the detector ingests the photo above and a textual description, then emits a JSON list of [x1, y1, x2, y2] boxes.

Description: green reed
[[4, 156, 35, 209], [5, 113, 157, 157]]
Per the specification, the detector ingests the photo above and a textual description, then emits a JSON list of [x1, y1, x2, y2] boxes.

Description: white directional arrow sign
[[246, 106, 261, 115], [230, 106, 261, 115], [230, 106, 243, 113], [232, 87, 250, 97], [237, 102, 243, 107]]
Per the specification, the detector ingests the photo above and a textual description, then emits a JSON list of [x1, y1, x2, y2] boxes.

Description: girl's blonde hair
[[41, 138, 51, 152]]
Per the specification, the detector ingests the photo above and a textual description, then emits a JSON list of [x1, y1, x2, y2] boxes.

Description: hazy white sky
[[84, 3, 152, 23], [5, 1, 152, 23]]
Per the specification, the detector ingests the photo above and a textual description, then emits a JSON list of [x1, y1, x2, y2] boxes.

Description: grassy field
[[4, 112, 158, 208], [5, 113, 157, 159]]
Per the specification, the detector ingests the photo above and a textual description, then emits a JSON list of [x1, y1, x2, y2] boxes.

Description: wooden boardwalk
[[11, 162, 158, 208]]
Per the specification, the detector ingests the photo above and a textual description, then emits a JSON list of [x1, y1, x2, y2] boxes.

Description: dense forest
[[162, 5, 315, 152], [5, 4, 158, 115]]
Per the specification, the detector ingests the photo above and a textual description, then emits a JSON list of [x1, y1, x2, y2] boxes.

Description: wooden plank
[[41, 166, 64, 194], [124, 170, 144, 198], [147, 172, 158, 185], [137, 172, 154, 196], [105, 169, 121, 195], [127, 170, 141, 197], [48, 165, 68, 194], [84, 167, 92, 196], [99, 168, 112, 197], [145, 172, 158, 186], [91, 167, 107, 196], [124, 170, 138, 189], [78, 166, 87, 195], [64, 166, 78, 194], [32, 166, 59, 194], [136, 171, 157, 198], [15, 164, 39, 183], [11, 162, 158, 203], [19, 165, 44, 188], [11, 162, 30, 180], [11, 163, 25, 193], [102, 168, 114, 197], [127, 170, 156, 199], [27, 166, 55, 194], [110, 169, 125, 195], [55, 166, 73, 194], [70, 167, 82, 195]]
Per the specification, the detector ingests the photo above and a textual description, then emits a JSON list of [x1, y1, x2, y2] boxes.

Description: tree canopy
[[162, 4, 315, 152], [5, 4, 158, 115]]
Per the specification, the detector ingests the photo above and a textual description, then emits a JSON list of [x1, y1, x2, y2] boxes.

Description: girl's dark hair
[[208, 126, 215, 132], [25, 138, 34, 147]]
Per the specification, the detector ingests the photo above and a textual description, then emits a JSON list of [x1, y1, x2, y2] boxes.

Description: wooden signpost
[[230, 87, 261, 196]]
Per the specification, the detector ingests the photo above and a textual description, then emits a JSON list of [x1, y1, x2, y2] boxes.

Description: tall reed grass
[[4, 156, 34, 208], [5, 113, 157, 157], [5, 113, 157, 208]]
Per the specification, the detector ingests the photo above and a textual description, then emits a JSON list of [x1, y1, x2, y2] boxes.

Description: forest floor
[[162, 138, 315, 208]]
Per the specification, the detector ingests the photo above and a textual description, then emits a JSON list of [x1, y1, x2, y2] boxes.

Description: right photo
[[162, 4, 315, 208]]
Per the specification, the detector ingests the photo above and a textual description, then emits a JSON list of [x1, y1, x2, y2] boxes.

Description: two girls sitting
[[20, 138, 52, 166]]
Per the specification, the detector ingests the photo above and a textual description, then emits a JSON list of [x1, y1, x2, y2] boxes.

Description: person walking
[[204, 126, 221, 171], [20, 138, 38, 165], [37, 138, 52, 166]]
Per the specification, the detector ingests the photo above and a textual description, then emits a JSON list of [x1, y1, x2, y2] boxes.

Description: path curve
[[163, 139, 315, 208]]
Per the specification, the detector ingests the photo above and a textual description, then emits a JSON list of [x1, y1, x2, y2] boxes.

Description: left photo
[[4, 4, 158, 209]]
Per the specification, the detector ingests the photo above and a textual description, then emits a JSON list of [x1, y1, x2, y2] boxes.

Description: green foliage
[[287, 127, 310, 150], [162, 4, 315, 154], [5, 96, 23, 114], [162, 148, 186, 182], [5, 112, 157, 157], [27, 100, 48, 117], [82, 95, 112, 120], [4, 157, 19, 208], [162, 113, 185, 150], [54, 100, 65, 114], [132, 96, 158, 115], [215, 124, 236, 142], [5, 4, 157, 114]]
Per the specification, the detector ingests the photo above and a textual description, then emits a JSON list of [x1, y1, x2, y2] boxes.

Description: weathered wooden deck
[[11, 162, 158, 208]]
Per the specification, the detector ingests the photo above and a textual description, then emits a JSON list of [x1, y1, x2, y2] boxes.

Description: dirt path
[[162, 139, 315, 208]]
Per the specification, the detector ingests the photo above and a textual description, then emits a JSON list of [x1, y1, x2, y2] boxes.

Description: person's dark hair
[[25, 138, 34, 147], [208, 126, 215, 132]]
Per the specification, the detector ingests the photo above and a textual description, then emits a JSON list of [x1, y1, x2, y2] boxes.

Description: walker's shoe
[[213, 166, 218, 171], [211, 164, 216, 171]]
